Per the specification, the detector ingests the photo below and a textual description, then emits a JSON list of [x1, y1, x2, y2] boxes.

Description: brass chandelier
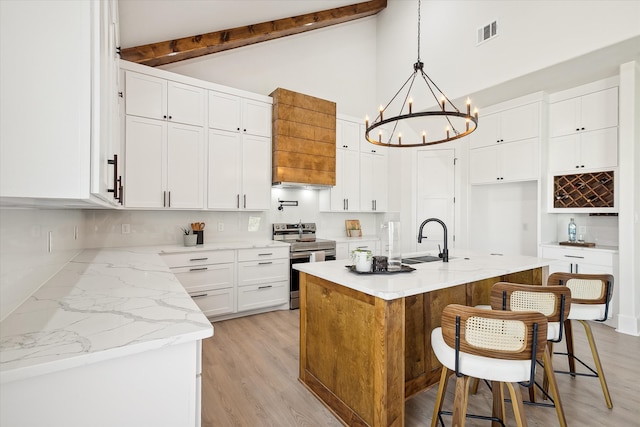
[[365, 0, 478, 148]]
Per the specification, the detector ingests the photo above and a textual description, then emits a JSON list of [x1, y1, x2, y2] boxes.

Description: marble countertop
[[294, 250, 552, 300], [0, 247, 217, 384]]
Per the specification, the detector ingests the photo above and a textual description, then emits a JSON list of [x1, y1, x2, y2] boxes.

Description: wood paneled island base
[[298, 266, 545, 427]]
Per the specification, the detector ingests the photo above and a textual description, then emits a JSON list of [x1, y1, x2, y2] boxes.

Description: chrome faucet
[[417, 218, 449, 262]]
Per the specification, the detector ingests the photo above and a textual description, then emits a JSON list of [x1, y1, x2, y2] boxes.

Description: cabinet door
[[242, 134, 271, 210], [168, 82, 205, 127], [342, 149, 360, 210], [469, 112, 499, 149], [500, 103, 539, 143], [124, 116, 166, 208], [330, 149, 347, 210], [550, 97, 580, 137], [360, 153, 375, 212], [208, 91, 241, 132], [501, 138, 538, 182], [579, 127, 618, 169], [469, 146, 500, 184], [548, 134, 580, 172], [167, 123, 204, 209], [243, 99, 271, 137], [207, 129, 242, 209], [581, 87, 618, 132], [337, 119, 360, 151], [125, 72, 167, 120]]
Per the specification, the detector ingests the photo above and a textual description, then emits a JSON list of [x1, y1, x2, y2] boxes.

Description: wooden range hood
[[271, 88, 336, 188]]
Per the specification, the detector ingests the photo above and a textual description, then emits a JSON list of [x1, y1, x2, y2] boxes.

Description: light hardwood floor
[[201, 309, 640, 426]]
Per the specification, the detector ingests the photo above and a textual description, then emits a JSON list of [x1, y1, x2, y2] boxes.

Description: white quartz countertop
[[294, 251, 552, 300], [0, 247, 218, 384]]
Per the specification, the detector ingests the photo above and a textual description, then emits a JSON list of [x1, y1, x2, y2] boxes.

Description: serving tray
[[345, 265, 416, 274]]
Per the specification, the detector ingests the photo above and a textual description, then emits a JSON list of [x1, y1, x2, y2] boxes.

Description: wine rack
[[553, 171, 614, 209]]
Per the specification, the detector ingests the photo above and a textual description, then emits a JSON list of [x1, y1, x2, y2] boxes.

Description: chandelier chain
[[417, 0, 421, 62]]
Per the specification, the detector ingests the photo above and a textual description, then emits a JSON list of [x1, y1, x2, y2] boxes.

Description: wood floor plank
[[201, 310, 640, 426]]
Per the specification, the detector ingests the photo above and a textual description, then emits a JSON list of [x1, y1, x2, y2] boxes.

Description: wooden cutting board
[[345, 220, 362, 237], [559, 241, 596, 247]]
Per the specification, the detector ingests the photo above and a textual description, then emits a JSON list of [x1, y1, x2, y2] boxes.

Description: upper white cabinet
[[337, 119, 360, 151], [359, 125, 388, 212], [125, 72, 205, 127], [470, 138, 539, 184], [549, 87, 618, 138], [469, 102, 539, 149], [124, 116, 204, 209], [208, 91, 271, 137], [0, 0, 120, 206], [469, 97, 542, 185], [548, 86, 618, 173]]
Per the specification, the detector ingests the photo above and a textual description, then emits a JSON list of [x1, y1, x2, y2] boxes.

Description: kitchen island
[[294, 252, 550, 427]]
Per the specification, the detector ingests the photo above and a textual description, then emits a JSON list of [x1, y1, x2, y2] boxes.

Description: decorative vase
[[183, 234, 198, 247]]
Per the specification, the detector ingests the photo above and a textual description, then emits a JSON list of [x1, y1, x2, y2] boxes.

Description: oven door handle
[[290, 250, 336, 260]]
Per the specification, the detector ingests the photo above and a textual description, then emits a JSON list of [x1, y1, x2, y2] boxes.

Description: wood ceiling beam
[[120, 0, 387, 67]]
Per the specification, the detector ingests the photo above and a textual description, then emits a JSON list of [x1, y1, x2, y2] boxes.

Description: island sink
[[402, 255, 442, 264]]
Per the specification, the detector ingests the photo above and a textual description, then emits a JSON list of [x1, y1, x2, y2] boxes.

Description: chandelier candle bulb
[[446, 127, 450, 139], [441, 97, 445, 111], [466, 119, 469, 131], [466, 98, 471, 115], [379, 105, 384, 121], [474, 108, 478, 119], [365, 116, 369, 128], [379, 131, 382, 143], [409, 98, 413, 114], [398, 133, 402, 144], [422, 131, 426, 144]]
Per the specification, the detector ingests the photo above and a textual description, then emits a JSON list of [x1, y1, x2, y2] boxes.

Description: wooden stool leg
[[505, 382, 528, 427], [564, 319, 576, 375], [579, 320, 613, 409], [491, 381, 505, 427], [470, 377, 480, 394], [431, 367, 451, 427], [452, 376, 471, 427], [542, 347, 568, 427]]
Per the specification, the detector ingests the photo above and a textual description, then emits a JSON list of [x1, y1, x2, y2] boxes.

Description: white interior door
[[415, 149, 455, 253]]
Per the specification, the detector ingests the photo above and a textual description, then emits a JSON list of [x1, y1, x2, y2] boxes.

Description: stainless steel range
[[273, 222, 336, 309]]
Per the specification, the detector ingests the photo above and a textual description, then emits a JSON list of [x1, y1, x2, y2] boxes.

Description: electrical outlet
[[121, 224, 130, 234], [218, 222, 224, 232]]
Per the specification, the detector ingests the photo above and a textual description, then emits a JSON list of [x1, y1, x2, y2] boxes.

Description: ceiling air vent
[[477, 19, 498, 45]]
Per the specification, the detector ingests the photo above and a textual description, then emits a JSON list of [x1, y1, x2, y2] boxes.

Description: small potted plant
[[181, 227, 197, 247]]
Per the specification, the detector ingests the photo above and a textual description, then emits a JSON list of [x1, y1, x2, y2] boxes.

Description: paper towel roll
[[309, 251, 325, 262]]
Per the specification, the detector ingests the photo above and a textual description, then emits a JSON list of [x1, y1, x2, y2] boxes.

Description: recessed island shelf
[[295, 253, 550, 427]]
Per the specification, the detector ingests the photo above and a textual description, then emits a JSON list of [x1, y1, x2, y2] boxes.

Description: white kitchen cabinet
[[207, 129, 271, 210], [124, 116, 204, 209], [0, 0, 120, 206], [469, 102, 539, 149], [208, 91, 271, 137], [337, 119, 360, 151], [541, 245, 616, 275], [125, 71, 206, 127], [549, 87, 618, 138], [321, 118, 360, 212], [336, 243, 349, 260], [548, 125, 618, 172], [360, 151, 388, 212], [470, 138, 538, 184], [237, 247, 289, 312], [348, 239, 379, 255], [164, 250, 236, 317]]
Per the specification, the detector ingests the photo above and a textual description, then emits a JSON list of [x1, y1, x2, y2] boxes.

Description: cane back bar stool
[[547, 272, 614, 409], [431, 304, 548, 427], [489, 282, 571, 427]]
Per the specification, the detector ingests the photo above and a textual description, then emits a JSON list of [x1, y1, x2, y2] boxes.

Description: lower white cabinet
[[336, 239, 380, 261], [164, 246, 289, 319], [164, 250, 236, 317], [541, 245, 615, 275], [237, 247, 288, 311]]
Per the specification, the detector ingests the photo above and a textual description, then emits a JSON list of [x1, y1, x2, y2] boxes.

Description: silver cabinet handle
[[564, 255, 585, 259], [191, 293, 208, 298], [236, 194, 240, 208], [163, 191, 167, 207], [258, 261, 273, 265], [258, 253, 273, 256], [243, 194, 247, 209], [258, 285, 273, 290], [189, 257, 208, 261], [189, 267, 208, 272]]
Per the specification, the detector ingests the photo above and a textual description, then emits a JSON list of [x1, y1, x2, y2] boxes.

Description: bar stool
[[492, 282, 571, 425], [430, 304, 548, 427], [547, 272, 614, 409]]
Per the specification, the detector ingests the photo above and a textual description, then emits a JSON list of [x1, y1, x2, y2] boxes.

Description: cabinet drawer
[[162, 250, 235, 268], [237, 281, 287, 312], [541, 246, 613, 267], [237, 247, 288, 262], [173, 263, 234, 292], [190, 288, 235, 317], [238, 258, 289, 287]]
